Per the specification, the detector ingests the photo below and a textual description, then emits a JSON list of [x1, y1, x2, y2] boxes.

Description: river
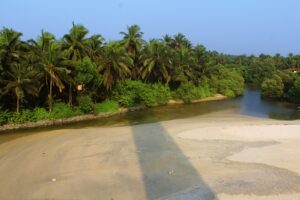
[[0, 88, 299, 144]]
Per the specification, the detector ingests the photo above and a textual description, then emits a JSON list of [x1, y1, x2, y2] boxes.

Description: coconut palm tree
[[62, 23, 90, 104], [86, 34, 105, 63], [0, 28, 27, 71], [163, 33, 191, 50], [0, 63, 39, 113], [120, 25, 143, 56], [62, 22, 90, 60], [141, 40, 172, 83], [99, 41, 133, 90], [29, 31, 70, 112], [120, 25, 144, 79], [170, 47, 197, 85]]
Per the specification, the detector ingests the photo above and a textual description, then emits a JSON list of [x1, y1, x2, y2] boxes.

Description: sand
[[0, 110, 300, 200]]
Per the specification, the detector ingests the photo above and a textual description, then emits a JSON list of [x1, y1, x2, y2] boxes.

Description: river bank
[[0, 94, 227, 133], [0, 110, 299, 199]]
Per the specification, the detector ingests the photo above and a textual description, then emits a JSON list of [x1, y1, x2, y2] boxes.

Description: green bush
[[218, 79, 236, 97], [288, 77, 300, 103], [112, 80, 140, 107], [197, 83, 212, 98], [277, 71, 296, 93], [32, 107, 51, 121], [207, 67, 244, 97], [7, 109, 34, 124], [152, 83, 171, 105], [172, 82, 194, 102], [0, 109, 10, 125], [95, 100, 119, 113], [261, 75, 284, 98], [172, 82, 212, 102], [112, 80, 171, 107], [50, 102, 76, 119], [77, 95, 95, 114], [223, 89, 235, 97]]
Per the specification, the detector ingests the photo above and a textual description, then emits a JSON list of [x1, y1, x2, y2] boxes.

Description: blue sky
[[1, 0, 300, 55]]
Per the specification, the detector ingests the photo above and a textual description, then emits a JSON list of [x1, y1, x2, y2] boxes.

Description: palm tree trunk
[[16, 96, 20, 114], [49, 76, 53, 112], [68, 84, 72, 105]]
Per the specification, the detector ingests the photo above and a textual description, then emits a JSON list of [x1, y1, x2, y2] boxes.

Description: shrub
[[112, 80, 140, 107], [207, 66, 244, 97], [32, 107, 51, 121], [77, 95, 95, 114], [288, 77, 300, 103], [152, 83, 171, 105], [95, 100, 119, 113], [223, 89, 235, 97], [197, 83, 212, 98], [277, 71, 296, 93], [0, 109, 10, 125], [50, 102, 76, 119], [139, 85, 157, 107], [172, 82, 213, 102], [261, 75, 284, 98], [112, 80, 171, 107], [218, 79, 236, 97], [8, 109, 34, 124]]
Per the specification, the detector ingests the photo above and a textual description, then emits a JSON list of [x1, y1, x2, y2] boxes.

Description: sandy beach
[[0, 110, 300, 200]]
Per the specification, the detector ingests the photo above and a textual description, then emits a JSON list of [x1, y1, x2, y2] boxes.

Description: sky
[[1, 0, 300, 55]]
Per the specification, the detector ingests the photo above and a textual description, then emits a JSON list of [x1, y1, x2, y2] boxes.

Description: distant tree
[[288, 77, 300, 103], [141, 40, 172, 83], [62, 23, 90, 104], [29, 31, 70, 112], [261, 75, 284, 98], [120, 25, 144, 79], [99, 42, 132, 90], [0, 28, 27, 70], [0, 64, 39, 113]]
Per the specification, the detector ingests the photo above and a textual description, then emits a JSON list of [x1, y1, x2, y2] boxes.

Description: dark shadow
[[128, 111, 218, 200]]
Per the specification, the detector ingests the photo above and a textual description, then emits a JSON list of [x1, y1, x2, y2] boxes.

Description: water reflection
[[240, 88, 299, 120]]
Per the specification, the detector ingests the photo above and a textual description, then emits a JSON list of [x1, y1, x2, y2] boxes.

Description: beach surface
[[0, 110, 300, 200]]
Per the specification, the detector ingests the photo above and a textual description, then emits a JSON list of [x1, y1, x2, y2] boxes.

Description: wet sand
[[0, 110, 300, 200]]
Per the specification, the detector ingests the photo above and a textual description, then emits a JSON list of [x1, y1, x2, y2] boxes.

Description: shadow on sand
[[128, 111, 217, 200]]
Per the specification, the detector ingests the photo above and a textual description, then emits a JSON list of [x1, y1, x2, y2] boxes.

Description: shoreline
[[0, 94, 227, 133]]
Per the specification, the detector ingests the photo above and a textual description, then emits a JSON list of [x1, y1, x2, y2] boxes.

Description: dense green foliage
[[112, 80, 171, 107], [77, 95, 95, 114], [172, 82, 212, 102], [0, 24, 299, 125], [261, 75, 284, 98], [288, 78, 300, 103], [95, 100, 119, 113]]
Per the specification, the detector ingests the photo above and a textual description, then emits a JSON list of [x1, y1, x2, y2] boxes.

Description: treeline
[[219, 54, 300, 101], [0, 24, 299, 125]]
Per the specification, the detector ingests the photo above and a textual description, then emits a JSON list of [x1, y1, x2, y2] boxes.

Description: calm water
[[0, 88, 299, 144]]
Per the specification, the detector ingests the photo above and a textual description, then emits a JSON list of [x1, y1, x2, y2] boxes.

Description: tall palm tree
[[120, 25, 143, 56], [192, 45, 209, 77], [29, 31, 70, 112], [0, 64, 39, 113], [62, 23, 90, 104], [86, 34, 105, 63], [163, 33, 191, 50], [162, 34, 174, 48], [0, 28, 27, 71], [62, 22, 90, 60], [120, 25, 144, 79], [171, 47, 197, 85], [99, 42, 132, 90], [141, 40, 172, 83]]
